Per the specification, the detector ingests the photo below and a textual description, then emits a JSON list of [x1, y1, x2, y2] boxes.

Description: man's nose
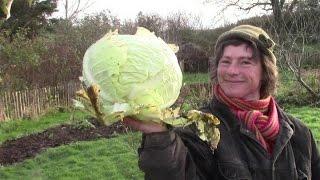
[[226, 63, 240, 75]]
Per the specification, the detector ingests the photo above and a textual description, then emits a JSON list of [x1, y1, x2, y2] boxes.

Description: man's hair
[[210, 38, 278, 98]]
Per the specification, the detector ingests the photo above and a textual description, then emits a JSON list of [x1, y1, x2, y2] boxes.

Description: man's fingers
[[123, 117, 167, 133], [123, 117, 143, 130]]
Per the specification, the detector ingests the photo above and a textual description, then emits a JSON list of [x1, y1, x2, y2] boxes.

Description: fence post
[[0, 81, 82, 121], [0, 96, 5, 121]]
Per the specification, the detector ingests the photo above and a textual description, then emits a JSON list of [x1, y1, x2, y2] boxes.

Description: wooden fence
[[0, 82, 212, 121], [0, 82, 81, 121]]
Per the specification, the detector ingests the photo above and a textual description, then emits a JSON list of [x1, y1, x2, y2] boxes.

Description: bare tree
[[203, 0, 305, 32], [165, 12, 201, 43], [135, 11, 166, 36], [62, 0, 94, 20], [276, 10, 320, 99]]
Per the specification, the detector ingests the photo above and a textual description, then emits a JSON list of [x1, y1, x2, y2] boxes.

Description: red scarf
[[213, 85, 279, 154]]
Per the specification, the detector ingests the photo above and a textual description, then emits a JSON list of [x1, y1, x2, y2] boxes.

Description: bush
[[276, 70, 320, 107], [0, 28, 51, 90]]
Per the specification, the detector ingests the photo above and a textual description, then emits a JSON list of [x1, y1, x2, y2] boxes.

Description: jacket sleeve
[[310, 130, 320, 180], [138, 130, 199, 180]]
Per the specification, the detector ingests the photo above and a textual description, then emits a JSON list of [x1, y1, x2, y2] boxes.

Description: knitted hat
[[215, 25, 276, 65]]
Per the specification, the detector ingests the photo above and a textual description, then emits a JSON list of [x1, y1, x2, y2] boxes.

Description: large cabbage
[[81, 27, 182, 123], [74, 27, 220, 149]]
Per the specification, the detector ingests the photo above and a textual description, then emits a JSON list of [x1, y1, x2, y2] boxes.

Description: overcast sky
[[53, 0, 266, 28]]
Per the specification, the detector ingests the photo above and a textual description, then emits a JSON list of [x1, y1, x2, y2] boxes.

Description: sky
[[53, 0, 267, 28]]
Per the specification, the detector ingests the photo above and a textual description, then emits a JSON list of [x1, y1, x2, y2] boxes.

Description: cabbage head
[[80, 27, 182, 124], [74, 27, 220, 149]]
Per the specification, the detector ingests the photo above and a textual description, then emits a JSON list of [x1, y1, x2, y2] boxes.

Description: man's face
[[217, 43, 263, 100]]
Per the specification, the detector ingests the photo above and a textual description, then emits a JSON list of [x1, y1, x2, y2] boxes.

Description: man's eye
[[242, 61, 251, 64], [220, 60, 230, 64], [241, 58, 253, 65]]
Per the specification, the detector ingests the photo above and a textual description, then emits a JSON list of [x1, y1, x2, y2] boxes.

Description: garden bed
[[0, 119, 130, 166]]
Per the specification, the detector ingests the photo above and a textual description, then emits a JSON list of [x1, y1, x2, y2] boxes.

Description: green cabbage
[[80, 27, 182, 124], [74, 27, 220, 149]]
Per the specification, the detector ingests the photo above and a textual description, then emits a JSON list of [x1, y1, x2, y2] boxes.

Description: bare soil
[[0, 119, 131, 166]]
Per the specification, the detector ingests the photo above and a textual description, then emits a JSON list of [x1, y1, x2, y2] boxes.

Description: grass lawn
[[286, 106, 320, 142], [183, 73, 209, 84], [0, 110, 87, 144], [0, 106, 319, 179], [0, 133, 143, 180]]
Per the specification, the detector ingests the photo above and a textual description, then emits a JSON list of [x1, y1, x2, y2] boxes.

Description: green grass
[[0, 133, 144, 180], [277, 70, 295, 94], [0, 72, 319, 179], [277, 69, 320, 105], [183, 73, 209, 84], [304, 43, 320, 53], [0, 106, 319, 179], [286, 106, 320, 141], [0, 110, 88, 144]]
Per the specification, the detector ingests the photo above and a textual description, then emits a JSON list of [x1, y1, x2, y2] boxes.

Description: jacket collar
[[207, 98, 294, 158], [207, 98, 241, 131], [271, 105, 294, 160], [207, 98, 294, 132]]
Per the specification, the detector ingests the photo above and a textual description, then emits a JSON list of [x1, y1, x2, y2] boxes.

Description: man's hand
[[123, 117, 167, 134]]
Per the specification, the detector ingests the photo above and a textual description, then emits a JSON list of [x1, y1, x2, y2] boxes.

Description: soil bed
[[0, 119, 131, 166]]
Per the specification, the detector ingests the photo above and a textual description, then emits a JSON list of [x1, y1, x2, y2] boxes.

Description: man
[[124, 25, 320, 180]]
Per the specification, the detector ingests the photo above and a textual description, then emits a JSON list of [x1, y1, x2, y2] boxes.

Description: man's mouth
[[224, 80, 244, 83]]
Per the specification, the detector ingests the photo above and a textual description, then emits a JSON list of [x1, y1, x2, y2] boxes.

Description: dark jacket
[[138, 99, 320, 180]]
